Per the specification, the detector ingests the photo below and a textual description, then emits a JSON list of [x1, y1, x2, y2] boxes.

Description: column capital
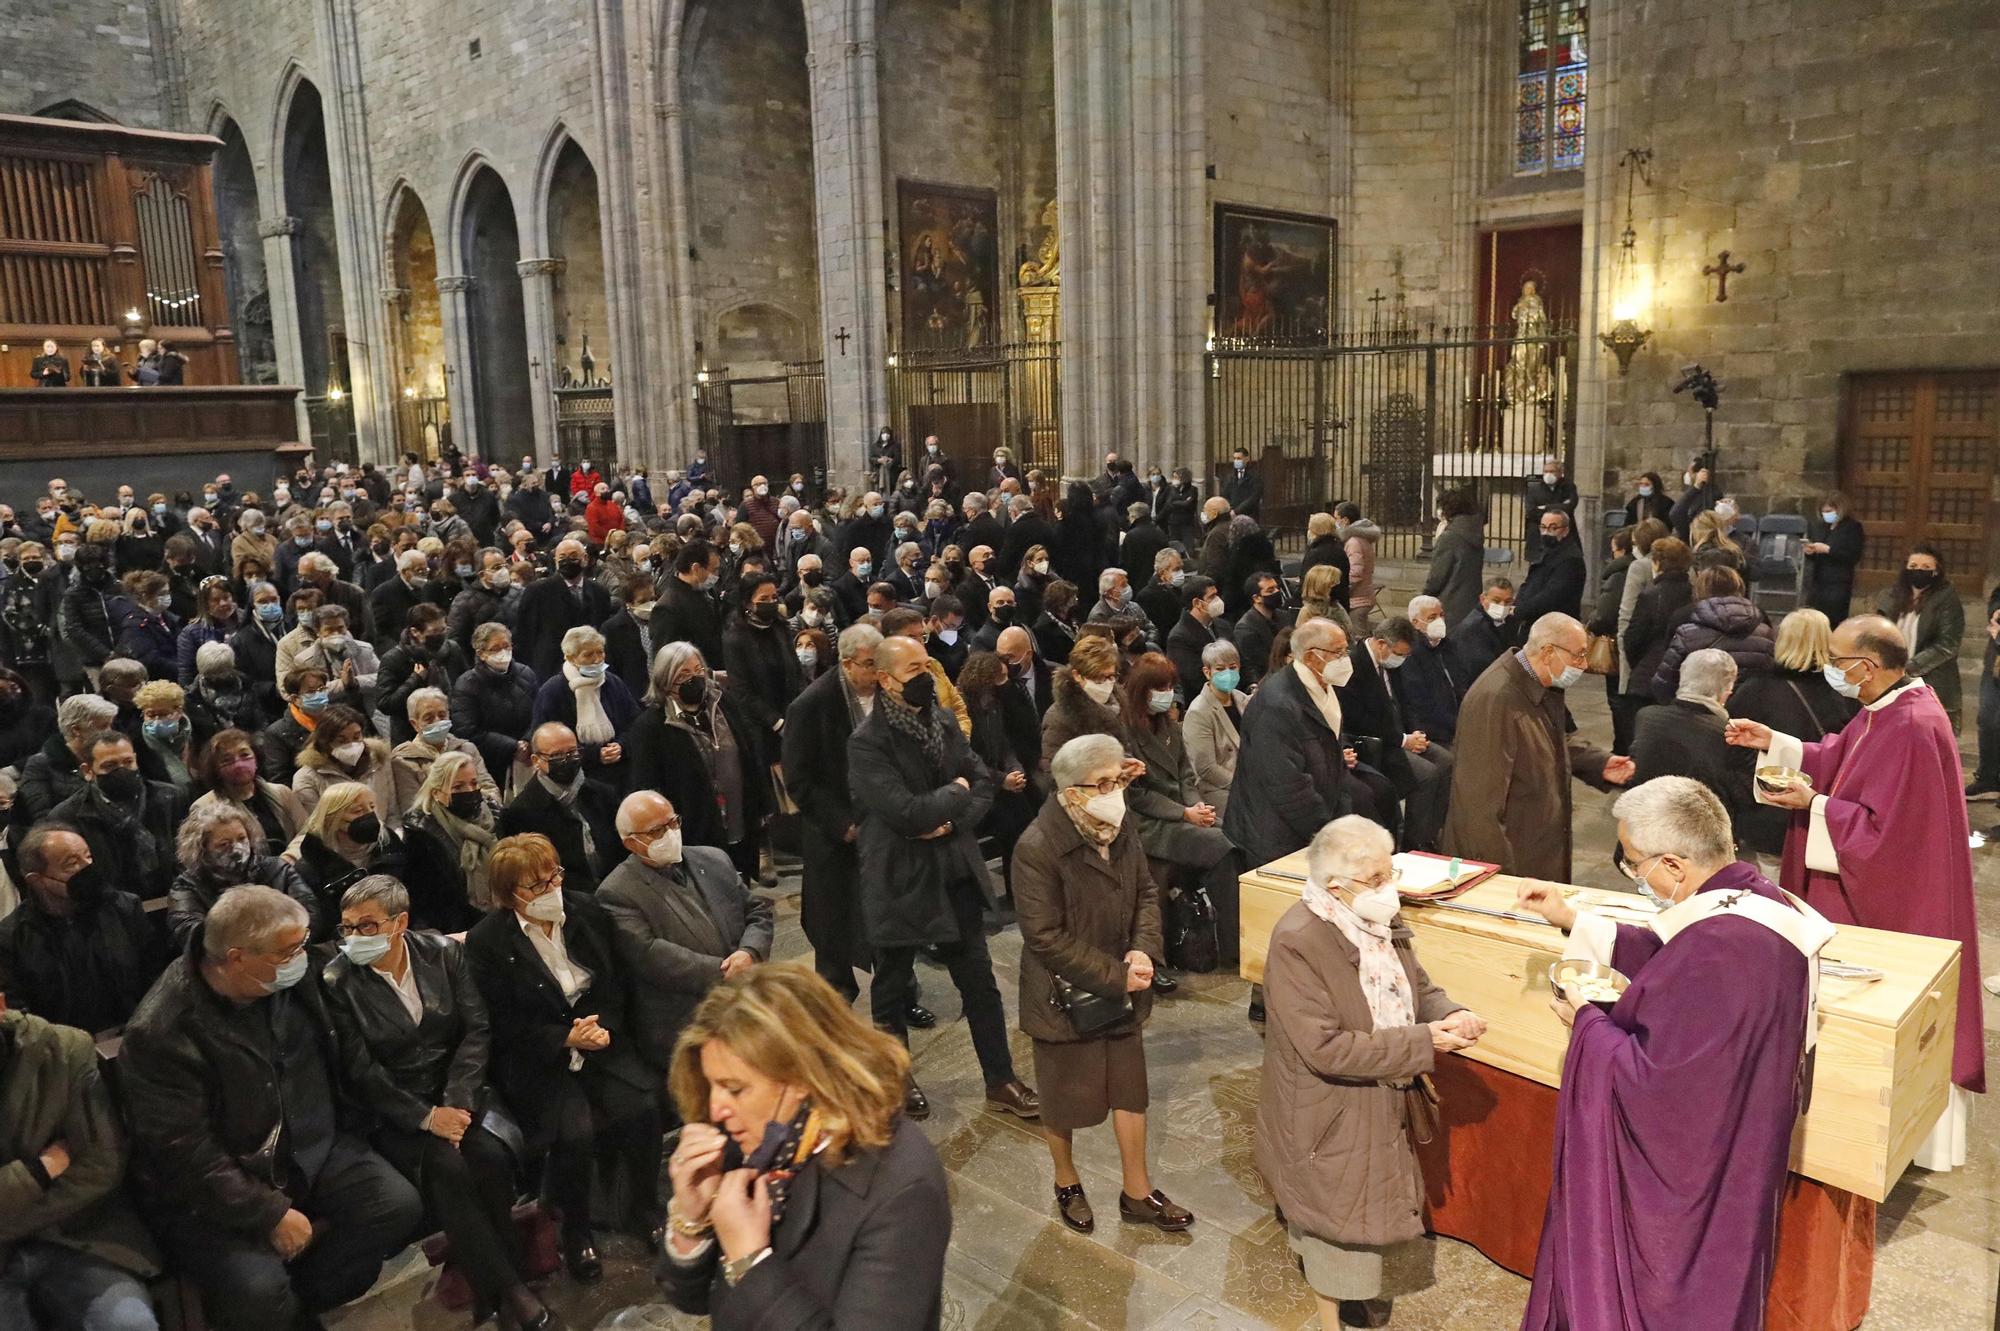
[[381, 285, 411, 304], [516, 257, 566, 278], [846, 40, 878, 60], [435, 274, 476, 293], [654, 100, 684, 121], [257, 214, 302, 239]]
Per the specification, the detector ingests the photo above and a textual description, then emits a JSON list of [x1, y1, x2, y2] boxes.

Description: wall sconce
[[886, 354, 899, 369], [122, 307, 143, 331], [1597, 147, 1654, 376], [695, 369, 710, 384], [327, 386, 345, 402], [403, 386, 417, 399]]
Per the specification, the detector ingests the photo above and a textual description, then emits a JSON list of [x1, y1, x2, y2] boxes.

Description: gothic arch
[[266, 61, 318, 205], [528, 124, 585, 255], [455, 164, 534, 456], [443, 151, 514, 275], [711, 300, 805, 369]]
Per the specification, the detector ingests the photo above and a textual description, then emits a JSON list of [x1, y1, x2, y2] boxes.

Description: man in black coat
[[1524, 454, 1579, 544], [1120, 507, 1170, 591], [1515, 511, 1587, 636], [1222, 618, 1364, 872], [47, 731, 186, 901], [454, 474, 502, 544], [828, 546, 876, 624], [1451, 578, 1517, 679], [995, 494, 1056, 583], [1165, 575, 1227, 699], [956, 493, 1004, 558], [1220, 448, 1263, 518], [506, 473, 560, 546], [600, 573, 655, 698], [498, 723, 621, 892], [1134, 550, 1185, 639], [120, 888, 422, 1331], [0, 822, 164, 1032], [1231, 572, 1290, 690], [514, 539, 614, 681], [1338, 620, 1453, 852], [365, 549, 439, 654], [653, 539, 724, 665], [996, 624, 1053, 719], [847, 634, 1038, 1121]]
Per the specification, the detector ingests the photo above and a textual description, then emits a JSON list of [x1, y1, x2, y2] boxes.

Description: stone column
[[517, 258, 566, 466], [653, 96, 702, 467], [434, 274, 478, 458], [379, 282, 411, 456], [258, 213, 311, 443], [586, 0, 658, 469], [1572, 0, 1625, 585], [1053, 0, 1207, 478], [803, 16, 891, 483]]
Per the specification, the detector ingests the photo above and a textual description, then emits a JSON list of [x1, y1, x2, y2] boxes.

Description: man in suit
[[849, 634, 1038, 1121], [365, 549, 437, 655], [829, 546, 876, 624], [1451, 578, 1517, 678], [996, 625, 1052, 719], [1516, 510, 1586, 634], [995, 493, 1056, 583], [1231, 572, 1290, 690], [957, 493, 1004, 559], [969, 584, 1015, 653], [1165, 575, 1227, 699], [924, 595, 968, 681], [598, 790, 774, 1071], [1220, 448, 1263, 518], [653, 540, 723, 665], [956, 547, 997, 635], [1120, 505, 1169, 593], [1338, 618, 1454, 852], [514, 539, 613, 680], [498, 723, 621, 892]]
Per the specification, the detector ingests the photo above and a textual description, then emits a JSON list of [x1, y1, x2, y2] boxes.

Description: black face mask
[[20, 560, 45, 576], [900, 672, 937, 710], [750, 601, 779, 626], [677, 675, 709, 707], [1906, 568, 1937, 589], [421, 632, 448, 651], [557, 558, 585, 579], [346, 812, 382, 843], [1542, 533, 1564, 550], [542, 755, 583, 786], [97, 768, 144, 802], [54, 862, 107, 905], [801, 569, 824, 587], [1258, 591, 1283, 610], [991, 606, 1015, 626], [447, 790, 486, 820]]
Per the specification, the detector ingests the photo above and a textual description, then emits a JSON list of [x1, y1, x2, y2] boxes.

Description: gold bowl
[[1548, 960, 1631, 1009], [1755, 765, 1813, 796]]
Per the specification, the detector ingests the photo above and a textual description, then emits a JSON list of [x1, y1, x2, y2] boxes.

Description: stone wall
[[0, 0, 168, 127], [1202, 0, 1332, 221]]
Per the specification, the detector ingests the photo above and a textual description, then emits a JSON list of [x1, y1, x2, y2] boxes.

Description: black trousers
[[1608, 681, 1644, 755], [164, 1135, 422, 1331], [724, 825, 764, 879], [871, 879, 1016, 1087], [374, 1123, 521, 1306], [543, 1069, 664, 1236]]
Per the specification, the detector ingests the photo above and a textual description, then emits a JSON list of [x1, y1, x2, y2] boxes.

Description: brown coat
[[1440, 650, 1610, 881], [1254, 900, 1462, 1247], [1011, 796, 1163, 1044]]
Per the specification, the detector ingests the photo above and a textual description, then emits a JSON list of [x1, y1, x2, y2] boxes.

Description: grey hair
[[838, 622, 883, 663], [413, 749, 477, 812], [1152, 548, 1181, 576], [340, 874, 409, 919], [614, 788, 673, 837], [471, 621, 511, 652], [895, 540, 921, 564], [1009, 494, 1034, 515], [963, 491, 987, 514], [195, 641, 237, 677], [236, 508, 265, 533], [248, 579, 279, 603], [647, 641, 707, 705], [1407, 594, 1442, 620], [1613, 776, 1735, 868], [99, 658, 146, 690], [1127, 501, 1151, 524], [397, 548, 429, 573], [177, 800, 263, 871], [1051, 733, 1125, 790], [1097, 567, 1127, 596], [561, 625, 605, 658], [202, 884, 309, 962], [405, 686, 448, 721], [1291, 617, 1346, 655], [298, 551, 337, 577], [1677, 647, 1738, 702], [57, 693, 119, 738], [1306, 814, 1395, 887], [1201, 638, 1241, 669], [1523, 611, 1585, 651]]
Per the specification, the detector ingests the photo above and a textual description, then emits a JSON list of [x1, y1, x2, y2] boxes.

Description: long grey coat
[[1182, 685, 1249, 813], [1127, 717, 1235, 868], [1422, 513, 1486, 626]]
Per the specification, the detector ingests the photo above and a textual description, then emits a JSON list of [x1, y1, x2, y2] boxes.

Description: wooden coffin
[[1240, 855, 1960, 1202]]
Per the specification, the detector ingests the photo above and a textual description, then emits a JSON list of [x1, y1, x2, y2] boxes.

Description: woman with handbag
[[321, 875, 553, 1331], [1010, 733, 1190, 1235], [1256, 815, 1484, 1331]]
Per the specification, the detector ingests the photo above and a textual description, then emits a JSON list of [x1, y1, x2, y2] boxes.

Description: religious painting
[[1214, 205, 1336, 344], [897, 180, 999, 350]]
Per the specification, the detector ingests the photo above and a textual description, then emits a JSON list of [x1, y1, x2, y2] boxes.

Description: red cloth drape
[[1415, 1054, 1874, 1331]]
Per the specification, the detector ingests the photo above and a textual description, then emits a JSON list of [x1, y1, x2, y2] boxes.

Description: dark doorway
[[212, 118, 273, 383], [281, 81, 348, 396], [459, 168, 534, 459], [1839, 370, 2000, 595]]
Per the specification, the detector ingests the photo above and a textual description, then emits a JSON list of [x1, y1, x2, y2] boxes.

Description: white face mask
[[484, 649, 513, 670], [937, 628, 959, 646], [332, 740, 365, 765], [1377, 647, 1406, 670], [1204, 595, 1226, 619], [1031, 560, 1049, 576], [1425, 618, 1447, 643], [1347, 881, 1401, 925], [1081, 676, 1116, 705], [1541, 471, 1559, 487], [1484, 602, 1512, 623], [523, 891, 564, 923], [1083, 789, 1126, 829], [1318, 653, 1354, 688], [643, 829, 684, 867]]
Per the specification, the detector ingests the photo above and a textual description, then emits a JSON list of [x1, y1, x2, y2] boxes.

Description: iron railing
[[302, 393, 356, 465], [553, 385, 615, 471], [691, 360, 827, 490], [886, 340, 1062, 482], [1205, 320, 1579, 562], [395, 393, 451, 460]]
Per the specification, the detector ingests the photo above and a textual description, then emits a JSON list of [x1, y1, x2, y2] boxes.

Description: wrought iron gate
[[691, 361, 827, 490], [886, 341, 1062, 481], [1204, 322, 1578, 560]]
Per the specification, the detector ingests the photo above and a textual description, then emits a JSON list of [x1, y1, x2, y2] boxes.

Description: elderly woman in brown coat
[[1256, 815, 1485, 1330], [1012, 733, 1190, 1236]]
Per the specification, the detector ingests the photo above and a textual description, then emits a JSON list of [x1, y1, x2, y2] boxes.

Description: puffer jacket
[[1342, 519, 1383, 613], [1254, 899, 1463, 1247], [168, 853, 321, 946], [1650, 594, 1774, 701]]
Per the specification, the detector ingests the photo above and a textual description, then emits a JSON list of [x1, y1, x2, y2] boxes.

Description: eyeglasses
[[1827, 655, 1873, 670], [637, 816, 683, 836], [523, 869, 564, 897], [336, 918, 393, 938], [266, 938, 308, 963], [1070, 773, 1135, 797], [538, 749, 581, 765]]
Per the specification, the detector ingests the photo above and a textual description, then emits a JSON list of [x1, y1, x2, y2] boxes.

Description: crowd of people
[[0, 440, 1986, 1331]]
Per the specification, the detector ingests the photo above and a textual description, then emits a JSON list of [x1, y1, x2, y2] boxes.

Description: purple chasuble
[[1777, 681, 1985, 1092], [1521, 863, 1809, 1331]]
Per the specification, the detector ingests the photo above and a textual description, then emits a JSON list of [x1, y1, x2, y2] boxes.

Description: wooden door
[[1839, 371, 2000, 593]]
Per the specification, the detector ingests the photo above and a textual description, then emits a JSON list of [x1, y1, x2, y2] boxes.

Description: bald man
[[498, 722, 620, 891], [1442, 612, 1632, 879], [598, 790, 774, 1069], [514, 538, 613, 678]]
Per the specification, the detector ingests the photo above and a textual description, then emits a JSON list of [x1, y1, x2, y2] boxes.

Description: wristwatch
[[723, 1246, 772, 1286]]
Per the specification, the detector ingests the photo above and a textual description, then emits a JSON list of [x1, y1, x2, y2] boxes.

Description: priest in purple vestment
[[1514, 777, 1836, 1331], [1727, 614, 1985, 1169]]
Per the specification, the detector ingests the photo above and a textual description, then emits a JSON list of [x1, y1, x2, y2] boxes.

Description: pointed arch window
[[1515, 0, 1587, 177]]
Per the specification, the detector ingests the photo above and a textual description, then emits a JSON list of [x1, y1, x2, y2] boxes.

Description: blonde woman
[[1298, 563, 1354, 636], [659, 963, 950, 1326], [133, 678, 195, 792], [290, 779, 394, 929], [399, 750, 498, 930], [1688, 509, 1746, 578], [1727, 608, 1859, 745]]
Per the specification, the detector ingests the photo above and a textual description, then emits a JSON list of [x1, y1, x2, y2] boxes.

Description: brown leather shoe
[[1118, 1188, 1193, 1231], [1054, 1182, 1094, 1233], [985, 1078, 1040, 1119]]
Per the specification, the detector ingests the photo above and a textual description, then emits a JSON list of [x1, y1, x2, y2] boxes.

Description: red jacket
[[586, 495, 627, 543], [569, 467, 603, 497]]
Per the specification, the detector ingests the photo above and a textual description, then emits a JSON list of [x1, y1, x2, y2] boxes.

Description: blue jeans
[[0, 1241, 156, 1331]]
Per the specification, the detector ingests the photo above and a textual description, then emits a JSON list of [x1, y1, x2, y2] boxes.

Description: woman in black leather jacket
[[320, 876, 550, 1330]]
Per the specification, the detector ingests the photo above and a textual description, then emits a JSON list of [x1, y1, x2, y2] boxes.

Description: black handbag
[[1048, 975, 1133, 1037], [1165, 883, 1219, 973]]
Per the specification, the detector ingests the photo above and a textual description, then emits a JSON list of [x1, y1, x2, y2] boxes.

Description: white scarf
[[1304, 875, 1415, 1032], [564, 660, 614, 743]]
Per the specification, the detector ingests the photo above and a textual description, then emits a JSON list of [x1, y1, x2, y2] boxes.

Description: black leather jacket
[[319, 930, 491, 1134]]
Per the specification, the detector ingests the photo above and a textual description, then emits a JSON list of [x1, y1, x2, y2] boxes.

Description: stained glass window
[[1516, 0, 1587, 177]]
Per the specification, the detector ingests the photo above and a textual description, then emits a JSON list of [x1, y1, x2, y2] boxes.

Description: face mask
[[1550, 663, 1585, 690], [1820, 510, 1839, 525], [454, 563, 475, 578], [488, 568, 512, 591], [320, 633, 350, 654], [936, 628, 959, 646], [1484, 602, 1512, 623], [483, 650, 513, 671], [643, 829, 684, 867], [1148, 689, 1175, 714], [447, 790, 485, 820], [1083, 789, 1127, 828], [421, 719, 453, 745], [221, 755, 260, 785], [1348, 882, 1401, 925], [1318, 654, 1354, 689], [316, 519, 334, 533], [340, 933, 392, 966], [333, 740, 366, 766], [1637, 484, 1653, 497], [300, 690, 330, 713], [924, 582, 944, 600], [144, 717, 185, 742], [1905, 568, 1936, 589], [1542, 533, 1563, 550], [1204, 595, 1226, 619], [1425, 618, 1447, 643], [749, 601, 779, 626], [523, 891, 565, 924], [1209, 667, 1241, 694], [56, 544, 76, 562], [1378, 648, 1406, 670], [900, 672, 937, 709], [754, 484, 769, 497], [1167, 568, 1186, 588], [577, 662, 608, 681], [543, 755, 583, 786], [1542, 471, 1559, 487], [207, 841, 254, 877], [97, 768, 144, 801], [1030, 560, 1050, 577], [799, 607, 822, 627], [867, 505, 885, 520], [260, 951, 310, 994], [1824, 662, 1862, 699], [855, 562, 872, 579], [802, 569, 824, 587], [203, 493, 218, 506], [992, 605, 1015, 626], [1258, 591, 1283, 611], [1081, 676, 1116, 705], [676, 675, 709, 707], [557, 558, 584, 579], [20, 560, 44, 576], [1233, 461, 1246, 474], [796, 646, 818, 669], [346, 812, 381, 843], [153, 502, 168, 516]]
